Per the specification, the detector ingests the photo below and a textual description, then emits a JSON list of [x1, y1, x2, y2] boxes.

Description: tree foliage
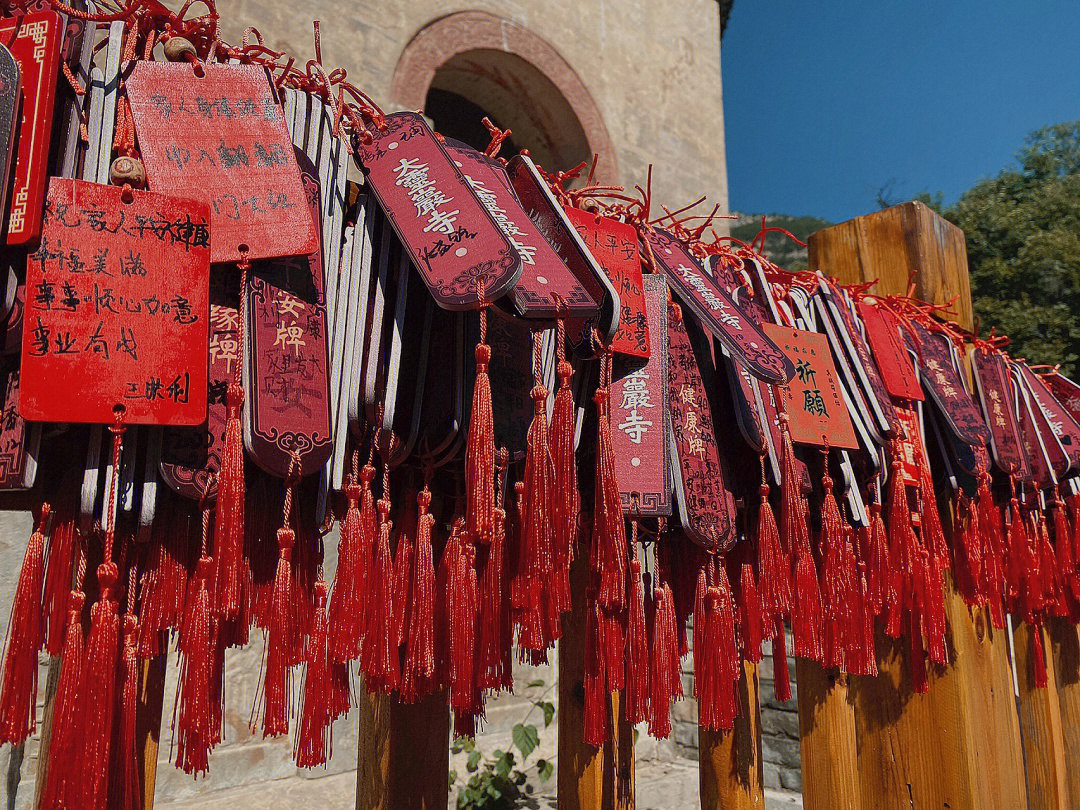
[[945, 122, 1080, 375]]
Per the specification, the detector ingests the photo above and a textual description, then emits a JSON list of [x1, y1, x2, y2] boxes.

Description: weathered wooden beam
[[1014, 621, 1068, 809], [803, 201, 1026, 810], [699, 660, 764, 810], [1049, 617, 1080, 805], [796, 659, 859, 810]]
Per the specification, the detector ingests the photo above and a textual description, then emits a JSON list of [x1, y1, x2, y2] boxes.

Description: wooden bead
[[109, 155, 146, 188], [163, 36, 197, 63]]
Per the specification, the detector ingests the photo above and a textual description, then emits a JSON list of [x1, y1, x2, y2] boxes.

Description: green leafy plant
[[448, 679, 556, 809]]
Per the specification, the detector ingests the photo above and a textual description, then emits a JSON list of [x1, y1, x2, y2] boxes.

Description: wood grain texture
[[700, 661, 764, 810], [356, 687, 449, 810], [805, 201, 1025, 810], [1049, 618, 1080, 806], [796, 659, 859, 810], [1014, 621, 1069, 810], [138, 655, 167, 809]]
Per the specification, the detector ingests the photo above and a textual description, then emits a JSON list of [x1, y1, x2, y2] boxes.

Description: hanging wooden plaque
[[125, 61, 318, 263], [909, 322, 989, 448], [356, 112, 521, 309], [21, 178, 210, 425], [856, 300, 923, 401], [971, 348, 1028, 479], [0, 364, 39, 489]]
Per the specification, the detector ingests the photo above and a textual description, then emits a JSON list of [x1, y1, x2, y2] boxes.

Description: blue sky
[[721, 1, 1080, 222]]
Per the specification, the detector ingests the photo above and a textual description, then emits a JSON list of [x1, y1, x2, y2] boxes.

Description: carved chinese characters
[[645, 227, 793, 385], [1, 11, 60, 246], [762, 323, 858, 449], [610, 275, 670, 516], [21, 178, 210, 425], [125, 62, 317, 263], [356, 112, 521, 309], [667, 305, 735, 551], [565, 207, 649, 359]]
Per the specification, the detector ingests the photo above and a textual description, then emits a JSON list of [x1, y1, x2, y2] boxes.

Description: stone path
[[159, 758, 804, 809]]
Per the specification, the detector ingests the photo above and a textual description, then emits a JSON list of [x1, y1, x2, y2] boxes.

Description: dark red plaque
[[1016, 361, 1080, 473], [1, 11, 60, 246], [971, 348, 1028, 478], [125, 61, 318, 263], [0, 365, 38, 489], [667, 304, 735, 550], [159, 304, 237, 500], [762, 323, 858, 449], [243, 173, 331, 478], [610, 275, 670, 516], [356, 112, 521, 309], [910, 322, 989, 448], [645, 227, 793, 385], [21, 178, 210, 425], [565, 207, 650, 359], [443, 140, 595, 320]]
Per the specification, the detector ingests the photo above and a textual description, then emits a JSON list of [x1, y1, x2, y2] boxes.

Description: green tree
[[945, 121, 1080, 375]]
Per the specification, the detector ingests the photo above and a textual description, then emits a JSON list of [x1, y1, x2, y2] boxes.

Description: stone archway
[[390, 10, 618, 184]]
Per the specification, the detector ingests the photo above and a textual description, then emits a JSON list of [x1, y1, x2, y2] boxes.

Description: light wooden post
[[1014, 621, 1069, 809], [699, 661, 764, 810], [558, 554, 634, 810], [137, 655, 167, 808], [1049, 618, 1080, 804], [803, 201, 1026, 810], [357, 688, 449, 810]]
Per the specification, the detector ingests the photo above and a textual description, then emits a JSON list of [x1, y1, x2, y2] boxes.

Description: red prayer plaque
[[667, 306, 735, 550], [21, 178, 209, 425], [565, 207, 649, 359], [159, 304, 237, 501], [443, 140, 595, 320], [909, 322, 989, 448], [645, 227, 794, 385], [0, 365, 38, 489], [243, 174, 331, 478], [356, 112, 521, 310], [1017, 361, 1080, 473], [893, 405, 927, 487], [856, 300, 923, 401], [2, 11, 60, 246], [125, 61, 318, 264], [610, 275, 671, 517], [1044, 372, 1080, 426], [972, 349, 1028, 478], [762, 323, 858, 449]]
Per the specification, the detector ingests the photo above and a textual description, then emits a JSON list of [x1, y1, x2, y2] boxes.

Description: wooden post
[[558, 554, 634, 810], [1049, 618, 1080, 804], [1014, 621, 1069, 809], [137, 655, 167, 809], [356, 687, 449, 810], [803, 201, 1026, 810], [699, 661, 764, 809]]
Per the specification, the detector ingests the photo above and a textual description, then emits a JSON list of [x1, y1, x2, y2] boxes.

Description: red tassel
[[583, 590, 608, 746], [447, 521, 479, 716], [819, 473, 847, 669], [329, 476, 363, 663], [756, 480, 791, 638], [848, 554, 878, 677], [792, 523, 823, 662], [263, 527, 295, 737], [296, 581, 332, 768], [391, 502, 415, 651], [648, 576, 678, 738], [624, 538, 648, 724], [864, 505, 888, 618], [78, 563, 121, 810], [885, 453, 915, 637], [952, 493, 981, 605], [550, 323, 578, 617], [918, 462, 947, 564], [1032, 623, 1049, 689], [0, 504, 49, 744], [176, 556, 214, 774], [477, 496, 509, 693], [39, 590, 85, 810], [138, 512, 191, 657], [213, 382, 246, 618], [738, 562, 764, 663], [466, 311, 496, 548], [402, 488, 437, 702], [111, 614, 140, 810], [362, 496, 399, 693], [1055, 492, 1079, 606], [43, 505, 76, 656], [772, 621, 792, 702], [593, 356, 627, 612], [696, 562, 738, 731]]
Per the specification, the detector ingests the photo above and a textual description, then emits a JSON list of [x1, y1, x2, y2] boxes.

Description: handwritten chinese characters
[[21, 178, 209, 425], [761, 323, 857, 450], [609, 274, 670, 517], [357, 112, 520, 310], [125, 62, 317, 263]]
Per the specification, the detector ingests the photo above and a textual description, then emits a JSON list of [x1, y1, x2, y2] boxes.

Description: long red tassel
[[593, 351, 627, 613], [329, 463, 363, 663], [390, 501, 415, 651], [0, 504, 50, 744], [648, 574, 679, 738], [477, 457, 509, 692], [696, 561, 738, 731], [738, 561, 764, 664], [111, 612, 140, 810], [819, 470, 847, 669], [1032, 622, 1049, 689], [176, 555, 214, 774], [583, 589, 608, 746], [624, 536, 649, 724], [864, 503, 888, 618], [447, 520, 479, 718], [885, 452, 915, 637], [756, 477, 790, 634], [363, 490, 400, 693], [263, 525, 295, 737], [296, 580, 332, 767], [44, 500, 76, 656], [402, 487, 437, 702], [39, 588, 85, 810], [78, 561, 121, 810], [465, 300, 496, 548], [550, 319, 578, 617]]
